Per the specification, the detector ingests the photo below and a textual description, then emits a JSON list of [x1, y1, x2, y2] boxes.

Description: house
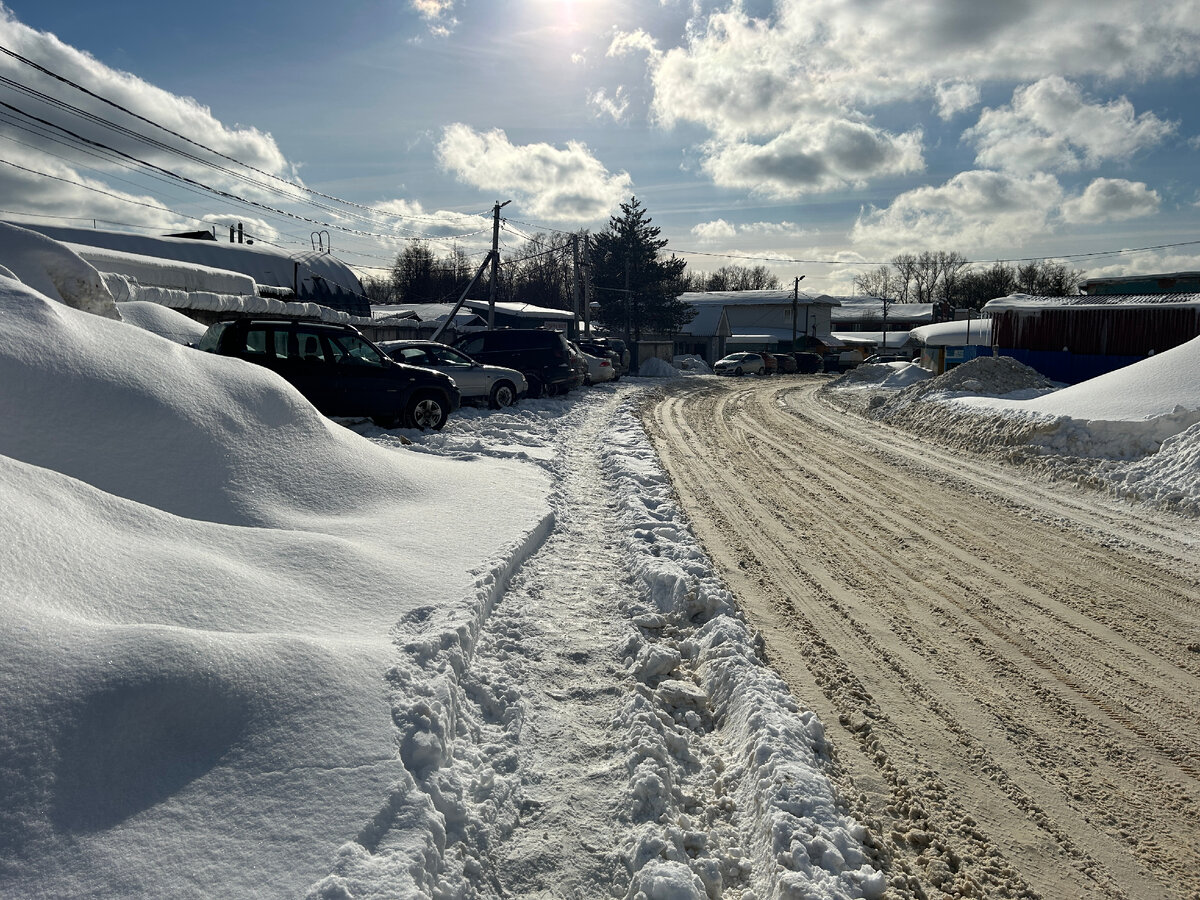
[[827, 296, 947, 358], [983, 292, 1200, 383], [909, 316, 993, 374], [675, 290, 842, 361]]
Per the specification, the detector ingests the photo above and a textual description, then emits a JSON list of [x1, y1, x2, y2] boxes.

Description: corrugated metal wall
[[993, 308, 1200, 355]]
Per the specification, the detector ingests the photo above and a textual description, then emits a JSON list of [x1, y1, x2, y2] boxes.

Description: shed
[[983, 293, 1200, 383], [909, 317, 993, 374]]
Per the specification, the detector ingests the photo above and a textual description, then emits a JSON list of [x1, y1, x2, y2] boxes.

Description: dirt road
[[642, 376, 1200, 900]]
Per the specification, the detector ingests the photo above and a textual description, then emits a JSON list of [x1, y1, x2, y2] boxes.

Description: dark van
[[453, 329, 576, 398]]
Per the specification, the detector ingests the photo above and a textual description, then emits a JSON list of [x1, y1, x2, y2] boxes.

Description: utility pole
[[791, 274, 805, 351], [488, 200, 510, 329], [581, 232, 593, 339], [571, 233, 582, 341]]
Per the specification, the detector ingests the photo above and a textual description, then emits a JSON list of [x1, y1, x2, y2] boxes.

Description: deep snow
[[3, 222, 1197, 897]]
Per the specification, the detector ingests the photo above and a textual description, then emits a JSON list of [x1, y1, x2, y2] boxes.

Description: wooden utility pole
[[488, 200, 510, 329], [582, 232, 594, 338], [791, 274, 805, 350]]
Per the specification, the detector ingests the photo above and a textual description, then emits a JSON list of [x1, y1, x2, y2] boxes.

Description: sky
[[1, 0, 1199, 294]]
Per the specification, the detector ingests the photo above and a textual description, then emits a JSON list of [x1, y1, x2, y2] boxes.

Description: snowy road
[[643, 375, 1200, 900]]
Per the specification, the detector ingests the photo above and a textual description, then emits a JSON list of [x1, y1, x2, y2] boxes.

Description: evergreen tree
[[589, 197, 693, 338]]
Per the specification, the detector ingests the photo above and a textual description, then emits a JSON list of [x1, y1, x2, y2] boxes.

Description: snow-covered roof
[[68, 243, 258, 296], [909, 318, 993, 347], [463, 299, 576, 320], [677, 303, 730, 337], [729, 327, 843, 346], [11, 222, 366, 304], [832, 330, 915, 349], [984, 292, 1200, 311], [830, 298, 936, 322], [679, 289, 840, 307]]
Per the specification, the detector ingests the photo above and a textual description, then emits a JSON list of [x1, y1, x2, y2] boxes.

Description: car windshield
[[429, 346, 474, 368]]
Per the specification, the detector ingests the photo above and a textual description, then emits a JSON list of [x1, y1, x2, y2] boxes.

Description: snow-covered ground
[[1, 235, 884, 898], [3, 224, 1197, 898], [820, 347, 1200, 516]]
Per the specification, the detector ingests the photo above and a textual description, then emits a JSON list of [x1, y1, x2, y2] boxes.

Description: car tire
[[405, 391, 449, 430], [734, 366, 743, 376], [489, 380, 518, 409]]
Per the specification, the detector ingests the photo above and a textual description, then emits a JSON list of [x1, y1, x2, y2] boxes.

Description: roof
[[463, 299, 576, 320], [984, 292, 1200, 311], [829, 298, 936, 322], [677, 304, 731, 337], [679, 289, 841, 307], [909, 318, 993, 347]]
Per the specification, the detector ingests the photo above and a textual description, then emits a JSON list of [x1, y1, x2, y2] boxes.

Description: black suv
[[453, 329, 575, 398], [198, 319, 460, 429]]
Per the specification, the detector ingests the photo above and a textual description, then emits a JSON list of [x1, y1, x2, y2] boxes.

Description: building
[[675, 290, 842, 361], [983, 293, 1200, 383], [909, 316, 993, 374], [10, 222, 370, 317]]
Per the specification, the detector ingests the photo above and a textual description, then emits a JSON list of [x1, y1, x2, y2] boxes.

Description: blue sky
[[2, 0, 1198, 294]]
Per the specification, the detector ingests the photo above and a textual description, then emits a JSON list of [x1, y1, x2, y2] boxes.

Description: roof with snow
[[830, 298, 937, 322], [679, 289, 840, 307], [462, 299, 576, 320], [677, 304, 731, 337], [909, 318, 993, 346], [10, 222, 368, 314], [985, 292, 1200, 311]]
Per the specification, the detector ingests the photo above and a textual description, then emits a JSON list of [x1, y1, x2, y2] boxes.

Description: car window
[[290, 330, 329, 364], [459, 335, 485, 355], [242, 328, 270, 357], [320, 333, 382, 367], [429, 347, 473, 368], [396, 347, 431, 365]]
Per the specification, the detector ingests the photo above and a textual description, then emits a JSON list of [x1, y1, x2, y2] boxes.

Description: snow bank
[[639, 356, 682, 378], [821, 347, 1200, 514], [0, 275, 551, 898], [0, 221, 120, 319], [116, 300, 207, 345], [602, 404, 886, 900]]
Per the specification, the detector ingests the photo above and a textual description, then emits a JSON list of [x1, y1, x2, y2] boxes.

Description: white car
[[379, 340, 527, 408], [580, 348, 617, 385], [713, 352, 766, 376]]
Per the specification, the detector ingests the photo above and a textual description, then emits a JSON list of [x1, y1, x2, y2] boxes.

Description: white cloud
[[589, 87, 630, 123], [410, 0, 458, 35], [692, 218, 810, 242], [966, 77, 1177, 173], [435, 124, 632, 222], [0, 8, 305, 222], [851, 170, 1065, 252], [691, 219, 737, 242], [1062, 178, 1160, 223], [607, 29, 661, 59], [700, 120, 924, 198], [935, 82, 981, 120]]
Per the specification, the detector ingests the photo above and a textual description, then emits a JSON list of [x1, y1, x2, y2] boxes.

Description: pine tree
[[589, 197, 693, 338]]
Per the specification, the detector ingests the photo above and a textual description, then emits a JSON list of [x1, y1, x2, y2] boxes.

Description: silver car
[[379, 340, 527, 408], [713, 352, 766, 376]]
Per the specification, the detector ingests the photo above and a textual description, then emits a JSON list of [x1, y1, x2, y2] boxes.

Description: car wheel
[[489, 380, 517, 409], [734, 366, 743, 376], [525, 374, 543, 399], [544, 381, 561, 397], [406, 391, 449, 430]]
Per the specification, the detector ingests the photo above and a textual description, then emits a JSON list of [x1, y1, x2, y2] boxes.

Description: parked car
[[197, 319, 460, 429], [378, 339, 526, 409], [774, 353, 798, 374], [453, 329, 576, 398], [583, 337, 630, 376], [713, 352, 766, 376], [760, 352, 778, 375], [862, 353, 912, 365], [577, 340, 622, 381], [578, 347, 616, 384], [565, 341, 588, 389], [792, 351, 824, 373]]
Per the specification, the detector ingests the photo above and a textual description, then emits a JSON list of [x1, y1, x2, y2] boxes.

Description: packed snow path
[[644, 375, 1200, 900], [326, 383, 887, 899]]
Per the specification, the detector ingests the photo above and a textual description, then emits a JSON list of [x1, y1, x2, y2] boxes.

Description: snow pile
[[831, 361, 932, 392], [821, 345, 1200, 514], [601, 405, 886, 900], [639, 356, 683, 378], [674, 355, 714, 375], [0, 273, 550, 897], [116, 300, 207, 345], [0, 221, 120, 319]]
